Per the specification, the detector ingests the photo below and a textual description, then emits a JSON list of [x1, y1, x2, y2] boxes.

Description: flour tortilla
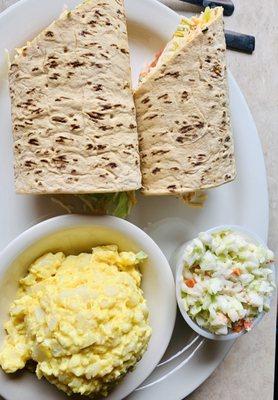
[[10, 0, 141, 194], [134, 8, 236, 196]]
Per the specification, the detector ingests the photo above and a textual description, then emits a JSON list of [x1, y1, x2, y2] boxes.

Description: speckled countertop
[[0, 0, 277, 399]]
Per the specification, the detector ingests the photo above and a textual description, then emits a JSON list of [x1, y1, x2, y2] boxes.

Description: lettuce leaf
[[78, 192, 136, 218], [52, 192, 136, 219]]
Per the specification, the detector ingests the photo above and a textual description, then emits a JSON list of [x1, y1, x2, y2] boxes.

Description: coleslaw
[[180, 229, 275, 335]]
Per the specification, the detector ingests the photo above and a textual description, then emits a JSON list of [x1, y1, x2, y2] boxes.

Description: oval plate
[[0, 0, 269, 399]]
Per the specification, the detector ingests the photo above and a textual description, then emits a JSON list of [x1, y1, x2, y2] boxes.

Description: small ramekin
[[175, 225, 276, 341]]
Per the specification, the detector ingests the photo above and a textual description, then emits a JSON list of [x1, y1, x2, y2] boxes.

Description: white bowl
[[0, 215, 176, 400], [175, 225, 275, 341]]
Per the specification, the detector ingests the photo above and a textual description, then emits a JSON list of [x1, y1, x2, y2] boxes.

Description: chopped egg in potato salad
[[180, 230, 275, 335], [0, 246, 151, 397]]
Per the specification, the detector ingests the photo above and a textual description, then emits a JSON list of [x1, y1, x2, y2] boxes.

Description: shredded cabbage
[[139, 7, 221, 85], [180, 229, 275, 335]]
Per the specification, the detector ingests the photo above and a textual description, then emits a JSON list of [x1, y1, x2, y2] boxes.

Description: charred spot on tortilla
[[181, 91, 189, 100], [141, 97, 150, 104], [45, 30, 54, 37], [107, 163, 117, 169], [46, 60, 59, 69], [154, 71, 180, 81], [49, 73, 60, 80], [52, 116, 67, 123], [158, 93, 168, 100], [179, 125, 194, 134], [70, 124, 80, 130], [146, 114, 158, 120], [28, 139, 39, 146]]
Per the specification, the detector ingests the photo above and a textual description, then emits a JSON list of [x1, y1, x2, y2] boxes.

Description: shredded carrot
[[185, 278, 196, 288], [139, 48, 164, 78], [243, 320, 252, 330], [149, 49, 163, 68], [232, 268, 241, 276], [139, 71, 148, 78]]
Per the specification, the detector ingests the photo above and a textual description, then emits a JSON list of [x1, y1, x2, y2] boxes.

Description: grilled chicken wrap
[[9, 0, 141, 212], [134, 7, 236, 196]]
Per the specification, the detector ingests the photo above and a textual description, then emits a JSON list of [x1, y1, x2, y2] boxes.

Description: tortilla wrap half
[[134, 7, 236, 196], [10, 0, 141, 194]]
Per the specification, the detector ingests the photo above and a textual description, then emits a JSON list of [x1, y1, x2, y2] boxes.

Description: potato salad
[[0, 246, 151, 397]]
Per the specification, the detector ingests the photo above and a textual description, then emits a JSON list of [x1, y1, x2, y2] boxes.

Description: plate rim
[[0, 0, 270, 399]]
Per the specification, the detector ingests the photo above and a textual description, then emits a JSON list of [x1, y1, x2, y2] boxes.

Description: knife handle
[[179, 0, 235, 16], [225, 30, 255, 54]]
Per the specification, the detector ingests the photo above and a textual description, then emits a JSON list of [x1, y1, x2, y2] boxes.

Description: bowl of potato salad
[[175, 226, 275, 341], [0, 215, 176, 400]]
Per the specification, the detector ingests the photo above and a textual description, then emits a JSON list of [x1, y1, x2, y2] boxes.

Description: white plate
[[0, 0, 269, 399]]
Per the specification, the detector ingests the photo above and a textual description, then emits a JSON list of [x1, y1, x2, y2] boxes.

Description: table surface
[[0, 0, 277, 399]]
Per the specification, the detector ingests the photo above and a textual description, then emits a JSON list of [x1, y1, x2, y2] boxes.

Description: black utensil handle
[[225, 30, 255, 54], [179, 0, 234, 17]]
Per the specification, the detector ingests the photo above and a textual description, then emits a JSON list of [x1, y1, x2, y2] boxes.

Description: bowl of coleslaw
[[175, 225, 276, 341]]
